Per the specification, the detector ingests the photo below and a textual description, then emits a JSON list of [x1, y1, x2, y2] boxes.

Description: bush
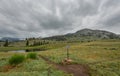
[[27, 52, 37, 59], [9, 54, 25, 65]]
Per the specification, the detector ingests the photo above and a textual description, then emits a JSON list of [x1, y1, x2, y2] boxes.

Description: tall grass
[[9, 54, 25, 65], [27, 52, 37, 59]]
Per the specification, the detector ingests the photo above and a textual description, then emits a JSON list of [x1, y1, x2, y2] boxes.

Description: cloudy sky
[[0, 0, 120, 38]]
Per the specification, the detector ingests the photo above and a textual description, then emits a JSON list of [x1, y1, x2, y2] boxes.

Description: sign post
[[66, 45, 70, 59], [47, 67, 52, 76]]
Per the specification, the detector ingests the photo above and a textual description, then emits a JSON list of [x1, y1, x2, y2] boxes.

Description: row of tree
[[26, 40, 49, 46], [2, 39, 49, 47]]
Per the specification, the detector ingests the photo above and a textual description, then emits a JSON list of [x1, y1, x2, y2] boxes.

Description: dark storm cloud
[[0, 0, 120, 38]]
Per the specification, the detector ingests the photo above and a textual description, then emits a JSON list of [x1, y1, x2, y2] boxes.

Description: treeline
[[43, 36, 66, 41], [26, 38, 49, 46], [32, 40, 49, 46]]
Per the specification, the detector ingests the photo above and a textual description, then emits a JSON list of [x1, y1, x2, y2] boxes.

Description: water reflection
[[9, 50, 26, 53], [9, 48, 46, 53]]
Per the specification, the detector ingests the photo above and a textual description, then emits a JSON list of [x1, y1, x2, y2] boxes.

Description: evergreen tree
[[4, 40, 9, 47], [26, 40, 29, 46]]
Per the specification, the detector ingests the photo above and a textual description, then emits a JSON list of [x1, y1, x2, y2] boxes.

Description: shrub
[[27, 52, 37, 59], [9, 54, 25, 65]]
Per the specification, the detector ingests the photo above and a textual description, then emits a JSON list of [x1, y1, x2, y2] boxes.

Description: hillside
[[43, 29, 120, 41]]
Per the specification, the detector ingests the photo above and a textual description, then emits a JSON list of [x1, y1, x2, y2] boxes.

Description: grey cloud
[[97, 0, 120, 27], [102, 10, 120, 26], [0, 0, 120, 38]]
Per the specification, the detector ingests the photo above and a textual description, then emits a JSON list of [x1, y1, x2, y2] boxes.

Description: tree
[[26, 40, 29, 46], [4, 40, 9, 47]]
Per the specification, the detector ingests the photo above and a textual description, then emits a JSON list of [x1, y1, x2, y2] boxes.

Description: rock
[[62, 58, 73, 65]]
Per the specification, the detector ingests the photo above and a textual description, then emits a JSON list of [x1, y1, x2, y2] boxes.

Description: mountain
[[43, 28, 120, 41], [1, 37, 20, 42]]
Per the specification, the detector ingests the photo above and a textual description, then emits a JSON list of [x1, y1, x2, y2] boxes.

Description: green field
[[0, 39, 120, 76]]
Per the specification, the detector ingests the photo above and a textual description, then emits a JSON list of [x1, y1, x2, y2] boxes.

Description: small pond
[[10, 50, 26, 53], [8, 49, 46, 53]]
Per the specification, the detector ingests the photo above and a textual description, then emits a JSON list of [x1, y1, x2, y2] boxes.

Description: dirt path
[[39, 55, 89, 76], [56, 64, 89, 76]]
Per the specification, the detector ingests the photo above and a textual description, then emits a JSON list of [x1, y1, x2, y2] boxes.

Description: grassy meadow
[[0, 39, 120, 76], [38, 40, 120, 76]]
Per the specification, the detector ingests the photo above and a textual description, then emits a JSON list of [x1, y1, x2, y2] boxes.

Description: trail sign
[[66, 45, 70, 49]]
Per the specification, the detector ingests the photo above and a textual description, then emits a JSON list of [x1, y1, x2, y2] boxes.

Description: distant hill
[[43, 29, 120, 41], [1, 37, 20, 42]]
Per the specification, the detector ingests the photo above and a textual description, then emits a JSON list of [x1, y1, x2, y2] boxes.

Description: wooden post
[[66, 45, 70, 59], [67, 47, 69, 59], [47, 67, 52, 76], [47, 67, 50, 76]]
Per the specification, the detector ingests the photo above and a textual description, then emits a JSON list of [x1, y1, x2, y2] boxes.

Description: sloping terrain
[[43, 29, 120, 41]]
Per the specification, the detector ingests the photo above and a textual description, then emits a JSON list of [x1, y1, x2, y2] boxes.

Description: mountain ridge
[[0, 29, 120, 41], [0, 37, 20, 42], [43, 28, 120, 41]]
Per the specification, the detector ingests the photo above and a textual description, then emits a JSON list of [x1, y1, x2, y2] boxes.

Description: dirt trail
[[39, 55, 89, 76]]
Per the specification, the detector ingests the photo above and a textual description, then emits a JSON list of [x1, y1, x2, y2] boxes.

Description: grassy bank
[[0, 39, 120, 76]]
